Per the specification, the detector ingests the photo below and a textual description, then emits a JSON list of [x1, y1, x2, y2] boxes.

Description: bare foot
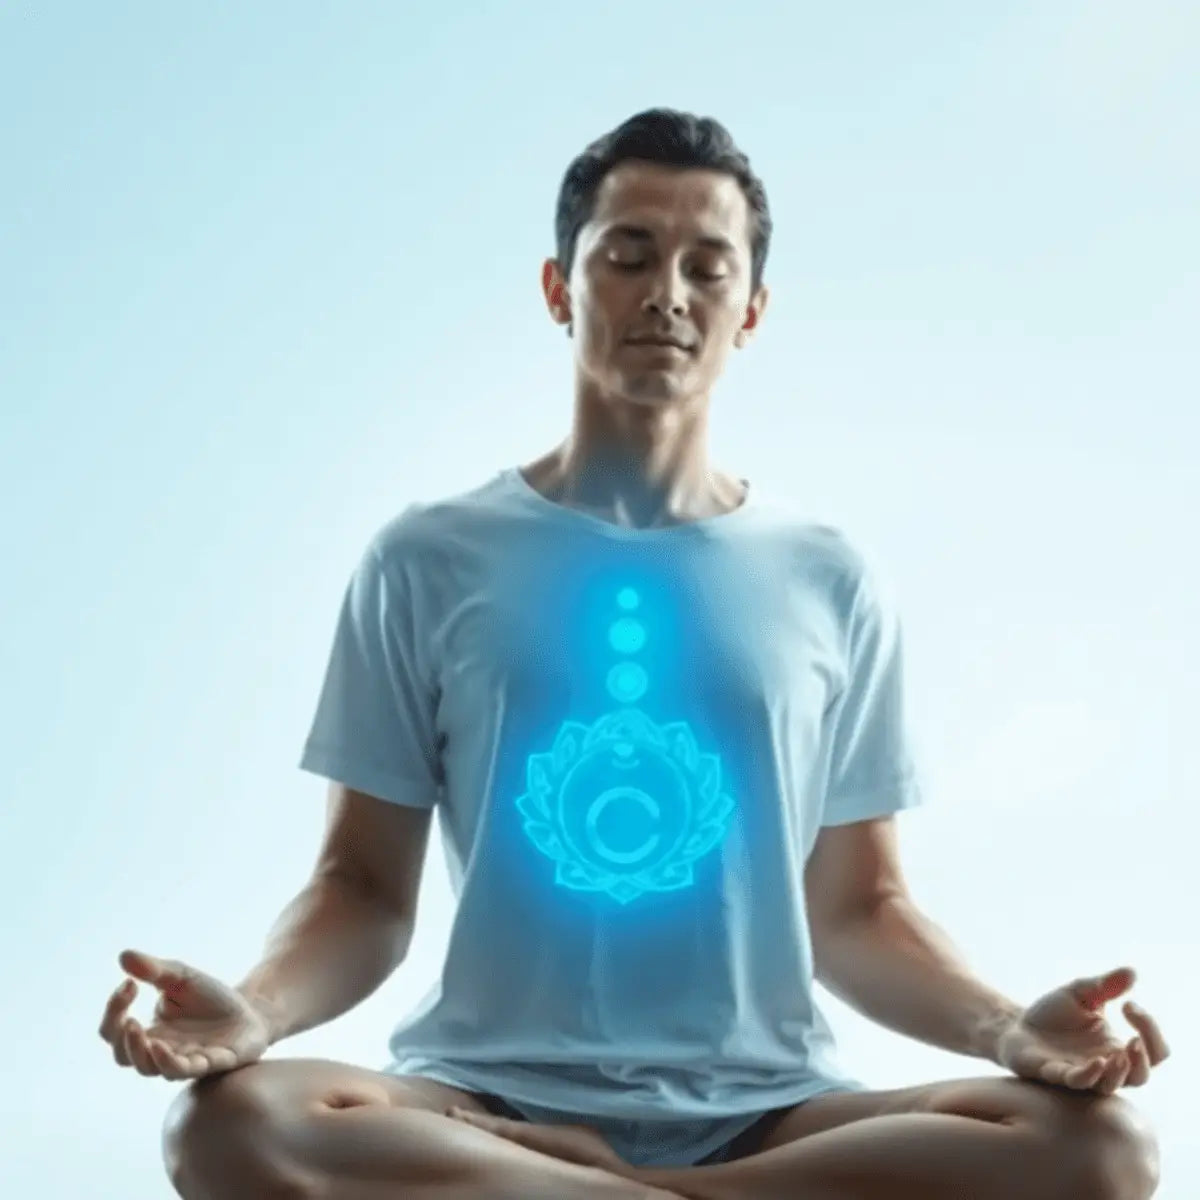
[[446, 1106, 631, 1175]]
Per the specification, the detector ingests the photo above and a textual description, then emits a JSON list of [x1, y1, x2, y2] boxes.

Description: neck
[[518, 381, 747, 529]]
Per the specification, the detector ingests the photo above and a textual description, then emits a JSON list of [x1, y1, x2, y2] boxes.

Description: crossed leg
[[617, 1074, 1161, 1200], [452, 1074, 1161, 1200], [161, 1056, 681, 1200], [162, 1058, 1161, 1200]]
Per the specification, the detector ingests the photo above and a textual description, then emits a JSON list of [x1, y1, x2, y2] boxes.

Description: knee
[[161, 1065, 263, 1175], [162, 1065, 317, 1200], [1058, 1094, 1161, 1200]]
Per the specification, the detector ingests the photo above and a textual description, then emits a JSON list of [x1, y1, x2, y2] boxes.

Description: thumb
[[1072, 965, 1136, 1011]]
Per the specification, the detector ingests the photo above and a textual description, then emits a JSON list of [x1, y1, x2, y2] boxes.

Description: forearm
[[235, 873, 415, 1045], [814, 896, 1023, 1061]]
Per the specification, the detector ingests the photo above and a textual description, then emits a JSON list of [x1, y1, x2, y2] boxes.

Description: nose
[[640, 265, 688, 318]]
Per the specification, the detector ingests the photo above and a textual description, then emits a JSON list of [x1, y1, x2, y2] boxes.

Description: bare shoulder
[[312, 783, 435, 918]]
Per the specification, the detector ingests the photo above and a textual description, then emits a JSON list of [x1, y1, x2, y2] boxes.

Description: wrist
[[974, 997, 1025, 1063], [235, 980, 286, 1044]]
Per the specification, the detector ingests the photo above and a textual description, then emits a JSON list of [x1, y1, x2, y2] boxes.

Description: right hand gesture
[[99, 949, 272, 1081]]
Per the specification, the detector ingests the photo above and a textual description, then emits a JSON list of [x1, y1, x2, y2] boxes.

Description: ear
[[542, 258, 572, 330], [733, 285, 770, 348]]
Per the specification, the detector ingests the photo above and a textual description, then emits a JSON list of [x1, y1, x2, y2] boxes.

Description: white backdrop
[[2, 2, 1195, 1195]]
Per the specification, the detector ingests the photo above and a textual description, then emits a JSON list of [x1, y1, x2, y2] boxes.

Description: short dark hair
[[554, 107, 772, 294]]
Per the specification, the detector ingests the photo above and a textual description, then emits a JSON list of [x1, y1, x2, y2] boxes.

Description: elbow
[[809, 893, 905, 991]]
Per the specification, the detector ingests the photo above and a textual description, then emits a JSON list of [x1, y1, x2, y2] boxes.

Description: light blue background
[[2, 2, 1195, 1195]]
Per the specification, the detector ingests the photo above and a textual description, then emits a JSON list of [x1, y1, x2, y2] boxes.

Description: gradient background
[[2, 2, 1196, 1195]]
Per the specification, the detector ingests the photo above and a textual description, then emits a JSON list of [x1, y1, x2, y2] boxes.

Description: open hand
[[98, 949, 271, 1081], [995, 966, 1170, 1095]]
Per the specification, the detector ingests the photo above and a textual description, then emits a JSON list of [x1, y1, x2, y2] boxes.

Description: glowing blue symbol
[[606, 661, 647, 704], [516, 582, 735, 904], [586, 787, 661, 863], [516, 709, 735, 905], [608, 618, 646, 654]]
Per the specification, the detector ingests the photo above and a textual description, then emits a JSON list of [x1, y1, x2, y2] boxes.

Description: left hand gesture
[[995, 966, 1170, 1095]]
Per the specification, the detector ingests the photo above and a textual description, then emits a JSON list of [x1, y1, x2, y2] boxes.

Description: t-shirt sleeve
[[820, 555, 923, 827], [298, 535, 444, 809]]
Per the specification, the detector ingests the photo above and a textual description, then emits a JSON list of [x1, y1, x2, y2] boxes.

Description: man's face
[[543, 161, 769, 408]]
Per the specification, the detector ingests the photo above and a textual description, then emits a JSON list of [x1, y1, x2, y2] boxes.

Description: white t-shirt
[[299, 465, 924, 1120]]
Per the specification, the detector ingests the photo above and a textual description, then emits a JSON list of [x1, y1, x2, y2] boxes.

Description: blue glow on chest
[[515, 584, 735, 904]]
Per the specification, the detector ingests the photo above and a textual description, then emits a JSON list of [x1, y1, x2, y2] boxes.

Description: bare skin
[[530, 156, 769, 528], [103, 956, 679, 1198], [448, 1076, 1163, 1200], [161, 1059, 683, 1200], [107, 870, 1167, 1198], [103, 159, 1166, 1199]]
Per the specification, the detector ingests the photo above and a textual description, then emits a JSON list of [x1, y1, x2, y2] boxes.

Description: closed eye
[[611, 261, 726, 282]]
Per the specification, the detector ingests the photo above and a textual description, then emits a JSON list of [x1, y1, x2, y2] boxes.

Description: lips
[[627, 336, 692, 351]]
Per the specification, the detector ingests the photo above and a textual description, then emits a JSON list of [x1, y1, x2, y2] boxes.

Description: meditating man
[[101, 108, 1168, 1200]]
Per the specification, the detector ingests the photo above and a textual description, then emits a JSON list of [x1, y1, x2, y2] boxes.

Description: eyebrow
[[605, 223, 737, 255]]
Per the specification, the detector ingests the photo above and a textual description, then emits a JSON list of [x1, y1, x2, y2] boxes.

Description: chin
[[619, 386, 682, 408], [621, 370, 688, 400]]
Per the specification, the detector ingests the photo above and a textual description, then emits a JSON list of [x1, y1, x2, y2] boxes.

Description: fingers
[[1060, 1058, 1106, 1090], [201, 1045, 241, 1073], [1124, 1038, 1152, 1088], [1072, 965, 1135, 1011], [1123, 1001, 1170, 1065], [119, 948, 168, 982], [100, 973, 221, 1080], [1074, 1059, 1108, 1090], [1038, 1060, 1068, 1086], [142, 1034, 210, 1082], [118, 1018, 227, 1080], [1046, 1041, 1153, 1095], [122, 1019, 158, 1076], [99, 978, 137, 1060], [100, 978, 159, 1074], [119, 949, 191, 1001], [1043, 1056, 1115, 1091], [1095, 1051, 1131, 1095]]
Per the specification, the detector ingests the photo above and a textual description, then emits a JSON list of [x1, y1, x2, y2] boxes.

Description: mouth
[[626, 338, 693, 353]]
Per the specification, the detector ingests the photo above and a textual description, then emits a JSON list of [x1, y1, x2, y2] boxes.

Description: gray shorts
[[478, 1091, 785, 1168]]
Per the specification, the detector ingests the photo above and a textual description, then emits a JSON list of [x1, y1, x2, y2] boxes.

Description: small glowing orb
[[606, 661, 648, 704], [617, 587, 640, 610], [608, 618, 646, 654]]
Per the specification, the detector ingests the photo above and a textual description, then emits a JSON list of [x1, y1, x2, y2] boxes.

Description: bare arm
[[814, 894, 1022, 1061], [806, 817, 1020, 1061], [235, 783, 434, 1045]]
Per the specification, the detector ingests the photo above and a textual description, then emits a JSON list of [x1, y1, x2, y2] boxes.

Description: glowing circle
[[606, 661, 648, 704], [617, 587, 640, 610], [558, 742, 690, 871], [515, 710, 736, 904], [608, 618, 646, 654], [585, 787, 662, 864]]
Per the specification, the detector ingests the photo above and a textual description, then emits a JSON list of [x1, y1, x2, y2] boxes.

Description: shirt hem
[[380, 1056, 870, 1121], [820, 777, 923, 827], [299, 744, 441, 809]]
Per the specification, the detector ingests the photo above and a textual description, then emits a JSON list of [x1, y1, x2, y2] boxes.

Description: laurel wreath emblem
[[516, 707, 734, 904]]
